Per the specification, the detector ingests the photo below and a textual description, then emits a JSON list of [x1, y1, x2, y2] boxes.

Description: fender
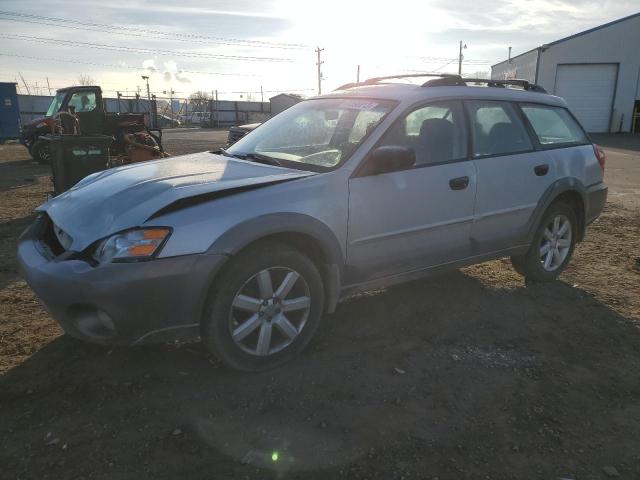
[[207, 212, 344, 313], [524, 177, 587, 244]]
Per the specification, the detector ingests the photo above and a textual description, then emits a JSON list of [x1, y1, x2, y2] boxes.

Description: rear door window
[[520, 104, 588, 146], [466, 100, 533, 157]]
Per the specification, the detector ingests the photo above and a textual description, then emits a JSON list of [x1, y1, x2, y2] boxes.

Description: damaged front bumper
[[17, 215, 227, 345]]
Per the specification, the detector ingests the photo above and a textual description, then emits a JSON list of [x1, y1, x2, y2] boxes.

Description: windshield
[[226, 98, 396, 170], [46, 92, 66, 117]]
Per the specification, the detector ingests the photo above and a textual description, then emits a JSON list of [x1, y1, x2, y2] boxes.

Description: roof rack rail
[[334, 73, 461, 91], [333, 74, 547, 94], [423, 76, 547, 93]]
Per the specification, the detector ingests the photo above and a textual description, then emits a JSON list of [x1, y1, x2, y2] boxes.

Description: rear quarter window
[[466, 100, 533, 157], [520, 104, 588, 146]]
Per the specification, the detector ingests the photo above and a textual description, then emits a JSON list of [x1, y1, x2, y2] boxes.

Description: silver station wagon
[[18, 74, 607, 371]]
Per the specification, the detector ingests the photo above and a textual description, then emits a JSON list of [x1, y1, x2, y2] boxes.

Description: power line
[[0, 10, 311, 50], [0, 52, 264, 77], [0, 33, 295, 62]]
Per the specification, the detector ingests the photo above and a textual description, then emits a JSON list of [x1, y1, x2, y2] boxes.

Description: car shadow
[[591, 133, 640, 153], [0, 158, 50, 192], [1, 270, 639, 479]]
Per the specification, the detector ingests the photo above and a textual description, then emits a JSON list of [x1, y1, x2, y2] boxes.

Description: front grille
[[41, 216, 66, 256], [53, 223, 73, 250]]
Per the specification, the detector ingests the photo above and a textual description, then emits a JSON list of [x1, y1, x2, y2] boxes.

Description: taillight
[[593, 144, 605, 171]]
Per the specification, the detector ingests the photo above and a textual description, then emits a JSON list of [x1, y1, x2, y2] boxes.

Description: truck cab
[[20, 86, 157, 164]]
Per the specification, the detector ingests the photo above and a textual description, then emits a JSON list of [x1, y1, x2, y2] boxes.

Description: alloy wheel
[[228, 267, 311, 356], [539, 214, 572, 271]]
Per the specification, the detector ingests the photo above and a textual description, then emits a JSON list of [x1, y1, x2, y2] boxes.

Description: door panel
[[471, 150, 555, 252], [465, 99, 554, 254], [347, 161, 477, 282]]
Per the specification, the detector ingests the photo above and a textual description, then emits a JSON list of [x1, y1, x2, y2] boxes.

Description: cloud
[[160, 60, 190, 83], [175, 72, 191, 83], [143, 59, 158, 72]]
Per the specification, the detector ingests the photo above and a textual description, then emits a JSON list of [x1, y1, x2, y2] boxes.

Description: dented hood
[[38, 152, 315, 251]]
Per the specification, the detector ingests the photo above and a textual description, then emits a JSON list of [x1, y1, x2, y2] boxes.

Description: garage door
[[554, 64, 617, 133]]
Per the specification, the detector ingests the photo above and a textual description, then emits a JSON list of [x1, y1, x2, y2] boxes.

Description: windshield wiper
[[243, 153, 282, 166], [216, 149, 282, 167], [216, 148, 234, 157]]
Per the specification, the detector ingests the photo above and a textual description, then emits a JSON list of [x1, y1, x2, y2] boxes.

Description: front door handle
[[534, 164, 549, 176], [449, 176, 469, 190]]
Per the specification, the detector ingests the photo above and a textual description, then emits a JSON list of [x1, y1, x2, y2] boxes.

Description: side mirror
[[365, 146, 415, 175]]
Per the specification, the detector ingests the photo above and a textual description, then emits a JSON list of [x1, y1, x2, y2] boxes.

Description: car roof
[[318, 82, 567, 108]]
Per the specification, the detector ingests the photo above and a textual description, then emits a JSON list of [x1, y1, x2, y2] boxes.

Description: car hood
[[38, 152, 316, 251], [24, 116, 48, 128]]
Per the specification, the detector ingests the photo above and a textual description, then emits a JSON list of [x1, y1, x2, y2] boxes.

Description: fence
[[18, 93, 281, 129], [155, 98, 271, 127]]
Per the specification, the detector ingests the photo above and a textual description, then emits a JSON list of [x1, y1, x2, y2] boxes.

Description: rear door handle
[[449, 176, 469, 190], [534, 164, 549, 176]]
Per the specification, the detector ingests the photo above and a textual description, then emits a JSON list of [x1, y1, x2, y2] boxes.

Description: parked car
[[18, 74, 607, 371], [227, 122, 261, 145]]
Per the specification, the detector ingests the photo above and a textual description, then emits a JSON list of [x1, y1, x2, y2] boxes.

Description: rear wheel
[[202, 242, 324, 371], [511, 202, 577, 282], [30, 141, 50, 165]]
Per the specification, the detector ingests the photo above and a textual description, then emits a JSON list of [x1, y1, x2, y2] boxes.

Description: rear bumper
[[17, 215, 228, 345], [585, 182, 608, 225]]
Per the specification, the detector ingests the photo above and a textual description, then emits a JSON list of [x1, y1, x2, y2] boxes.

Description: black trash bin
[[42, 134, 113, 194]]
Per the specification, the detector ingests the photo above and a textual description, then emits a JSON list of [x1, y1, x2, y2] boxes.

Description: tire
[[202, 242, 325, 371], [510, 202, 578, 282], [30, 141, 50, 165]]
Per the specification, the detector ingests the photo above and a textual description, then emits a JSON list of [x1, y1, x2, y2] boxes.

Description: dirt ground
[[1, 135, 639, 480]]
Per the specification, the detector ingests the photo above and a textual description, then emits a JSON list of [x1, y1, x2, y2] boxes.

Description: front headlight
[[93, 228, 171, 263]]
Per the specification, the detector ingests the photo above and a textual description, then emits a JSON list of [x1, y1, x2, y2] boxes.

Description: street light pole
[[141, 75, 152, 126]]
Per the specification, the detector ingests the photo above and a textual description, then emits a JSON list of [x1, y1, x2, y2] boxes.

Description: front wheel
[[202, 242, 325, 371], [511, 202, 577, 282], [30, 140, 50, 165]]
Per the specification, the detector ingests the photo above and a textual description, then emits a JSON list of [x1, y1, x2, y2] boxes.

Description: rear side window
[[466, 100, 533, 157], [520, 104, 588, 146], [68, 91, 97, 113]]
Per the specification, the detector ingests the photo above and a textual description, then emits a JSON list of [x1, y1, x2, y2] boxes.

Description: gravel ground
[[0, 136, 639, 480]]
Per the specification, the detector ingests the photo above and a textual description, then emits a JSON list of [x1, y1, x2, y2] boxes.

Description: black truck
[[20, 85, 161, 163]]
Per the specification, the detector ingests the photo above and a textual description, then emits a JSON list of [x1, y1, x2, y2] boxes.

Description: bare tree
[[188, 91, 211, 112], [77, 74, 96, 86]]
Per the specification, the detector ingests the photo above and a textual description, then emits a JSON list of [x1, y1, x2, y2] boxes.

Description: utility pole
[[315, 47, 324, 95], [458, 41, 467, 76], [163, 89, 175, 120], [357, 65, 360, 83], [46, 77, 52, 95], [508, 46, 512, 63]]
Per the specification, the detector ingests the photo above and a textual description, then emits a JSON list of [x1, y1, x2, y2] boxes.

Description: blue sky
[[0, 0, 638, 100]]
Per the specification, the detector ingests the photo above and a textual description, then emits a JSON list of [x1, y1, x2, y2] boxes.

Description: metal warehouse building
[[491, 12, 640, 133]]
